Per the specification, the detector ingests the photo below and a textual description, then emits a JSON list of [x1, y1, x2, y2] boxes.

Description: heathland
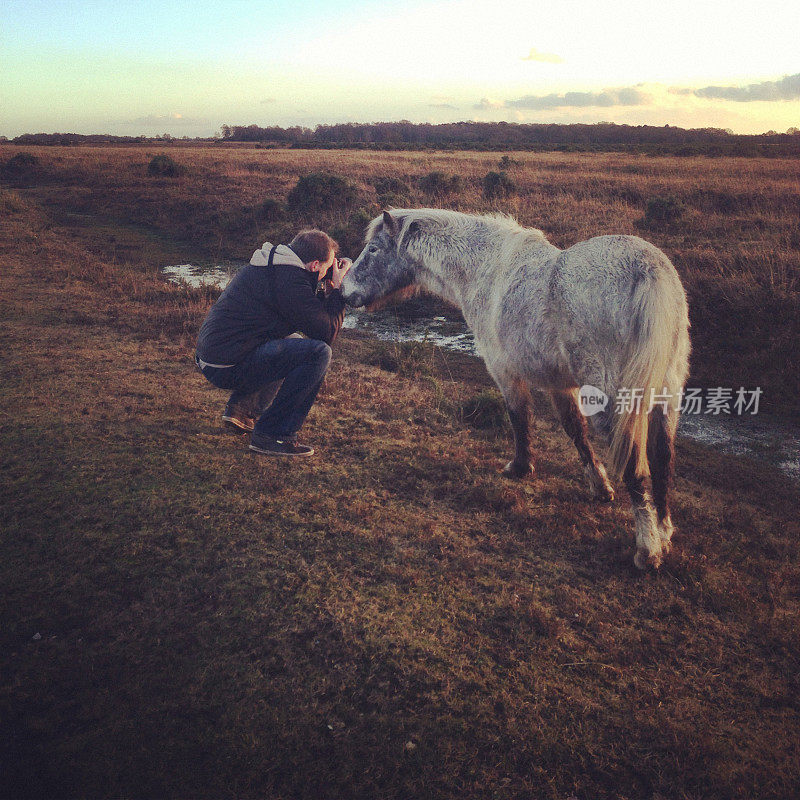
[[1, 144, 798, 799]]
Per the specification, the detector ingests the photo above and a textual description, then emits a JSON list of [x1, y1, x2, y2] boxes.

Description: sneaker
[[222, 403, 255, 432], [249, 433, 314, 457]]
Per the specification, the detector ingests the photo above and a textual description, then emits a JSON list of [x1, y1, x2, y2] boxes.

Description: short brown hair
[[288, 229, 339, 264]]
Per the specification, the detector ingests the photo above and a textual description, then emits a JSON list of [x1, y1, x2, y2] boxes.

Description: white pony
[[342, 209, 690, 569]]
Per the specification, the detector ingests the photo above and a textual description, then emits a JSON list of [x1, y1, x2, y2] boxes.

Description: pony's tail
[[608, 273, 682, 479]]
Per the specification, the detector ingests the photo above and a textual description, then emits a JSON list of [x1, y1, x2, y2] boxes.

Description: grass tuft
[[147, 154, 184, 177]]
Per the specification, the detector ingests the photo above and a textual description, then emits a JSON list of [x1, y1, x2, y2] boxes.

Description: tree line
[[7, 121, 800, 156], [219, 121, 800, 156]]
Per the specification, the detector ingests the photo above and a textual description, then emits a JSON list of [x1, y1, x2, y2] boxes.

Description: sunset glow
[[2, 0, 799, 137]]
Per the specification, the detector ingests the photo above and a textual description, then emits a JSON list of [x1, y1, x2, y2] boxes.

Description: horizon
[[7, 118, 796, 142], [2, 0, 799, 138]]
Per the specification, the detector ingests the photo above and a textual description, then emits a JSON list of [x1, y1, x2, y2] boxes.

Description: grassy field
[[1, 145, 799, 799], [2, 143, 798, 415]]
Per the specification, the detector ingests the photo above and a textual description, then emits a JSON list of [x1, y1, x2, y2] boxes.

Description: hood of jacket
[[250, 241, 307, 269]]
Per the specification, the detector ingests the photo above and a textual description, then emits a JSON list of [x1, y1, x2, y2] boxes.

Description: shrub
[[0, 188, 29, 214], [498, 155, 521, 170], [483, 170, 516, 200], [377, 192, 407, 209], [373, 176, 410, 208], [418, 171, 462, 198], [458, 389, 509, 432], [373, 176, 409, 196], [147, 154, 183, 177], [1, 152, 41, 181], [331, 207, 374, 256], [287, 172, 358, 218], [258, 198, 285, 223], [643, 195, 684, 227], [691, 189, 747, 215], [6, 152, 39, 169]]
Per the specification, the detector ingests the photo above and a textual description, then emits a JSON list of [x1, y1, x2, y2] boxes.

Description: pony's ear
[[382, 210, 398, 239]]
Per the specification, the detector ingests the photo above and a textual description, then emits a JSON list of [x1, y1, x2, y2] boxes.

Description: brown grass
[[1, 147, 799, 799], [2, 143, 798, 415]]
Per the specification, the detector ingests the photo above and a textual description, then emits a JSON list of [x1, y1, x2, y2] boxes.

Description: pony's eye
[[368, 245, 378, 254]]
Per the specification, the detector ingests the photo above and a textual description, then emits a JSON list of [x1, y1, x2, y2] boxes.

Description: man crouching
[[195, 229, 351, 456]]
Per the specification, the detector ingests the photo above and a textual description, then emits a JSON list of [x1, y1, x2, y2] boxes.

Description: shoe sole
[[223, 416, 254, 432], [249, 444, 314, 457]]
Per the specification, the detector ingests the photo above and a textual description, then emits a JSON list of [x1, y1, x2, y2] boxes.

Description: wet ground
[[166, 262, 800, 482]]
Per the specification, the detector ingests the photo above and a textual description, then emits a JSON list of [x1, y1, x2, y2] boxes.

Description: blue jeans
[[197, 338, 332, 438]]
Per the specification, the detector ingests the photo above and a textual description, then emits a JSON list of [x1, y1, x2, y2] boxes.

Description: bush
[[258, 198, 285, 223], [147, 154, 183, 177], [373, 176, 410, 208], [691, 189, 747, 215], [498, 155, 521, 170], [331, 207, 374, 257], [643, 195, 684, 227], [458, 389, 509, 432], [287, 172, 358, 218], [6, 152, 39, 169], [373, 176, 409, 196], [483, 170, 516, 200], [418, 171, 462, 198], [377, 192, 408, 209], [1, 152, 41, 181]]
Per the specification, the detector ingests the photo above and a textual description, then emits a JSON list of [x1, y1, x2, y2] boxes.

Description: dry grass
[[1, 148, 799, 799], [2, 143, 798, 415]]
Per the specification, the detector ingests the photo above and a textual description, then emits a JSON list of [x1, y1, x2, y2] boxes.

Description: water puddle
[[164, 262, 800, 482], [162, 263, 241, 289], [343, 310, 477, 354]]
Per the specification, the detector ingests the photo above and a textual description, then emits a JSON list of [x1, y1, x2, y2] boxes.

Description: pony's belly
[[486, 343, 572, 392]]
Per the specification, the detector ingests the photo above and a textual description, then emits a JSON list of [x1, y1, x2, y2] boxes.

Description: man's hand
[[328, 257, 352, 290]]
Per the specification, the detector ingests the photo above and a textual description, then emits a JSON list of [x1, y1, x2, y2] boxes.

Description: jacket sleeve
[[278, 269, 346, 345]]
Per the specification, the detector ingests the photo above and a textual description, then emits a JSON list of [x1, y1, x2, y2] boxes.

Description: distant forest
[[8, 121, 800, 156]]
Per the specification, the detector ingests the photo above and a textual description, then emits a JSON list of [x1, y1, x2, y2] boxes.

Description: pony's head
[[341, 210, 420, 310]]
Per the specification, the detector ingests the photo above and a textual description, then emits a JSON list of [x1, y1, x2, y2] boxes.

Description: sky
[[1, 0, 799, 137]]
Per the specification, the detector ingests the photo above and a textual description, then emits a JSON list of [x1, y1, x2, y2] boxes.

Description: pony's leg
[[647, 405, 677, 553], [623, 444, 662, 569], [499, 380, 534, 478], [551, 389, 614, 502]]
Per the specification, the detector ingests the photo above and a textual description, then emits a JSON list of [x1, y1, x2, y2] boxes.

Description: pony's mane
[[365, 208, 549, 246]]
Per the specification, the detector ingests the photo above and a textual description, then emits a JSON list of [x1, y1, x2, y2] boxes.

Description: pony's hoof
[[502, 460, 533, 478], [658, 516, 675, 547], [634, 547, 663, 570], [584, 463, 614, 503], [593, 486, 615, 503]]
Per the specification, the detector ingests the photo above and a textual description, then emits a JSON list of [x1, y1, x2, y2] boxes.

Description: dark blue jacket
[[196, 262, 346, 365]]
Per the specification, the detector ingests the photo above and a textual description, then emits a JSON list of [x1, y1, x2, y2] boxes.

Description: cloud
[[521, 47, 563, 64], [694, 73, 800, 102], [133, 113, 197, 127], [474, 97, 504, 110], [505, 86, 652, 110], [429, 103, 457, 109], [260, 97, 277, 105]]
